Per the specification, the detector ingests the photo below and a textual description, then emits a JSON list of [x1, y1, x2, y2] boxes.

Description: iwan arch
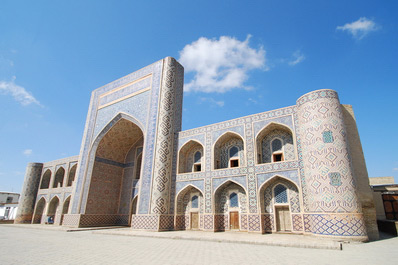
[[16, 57, 379, 241]]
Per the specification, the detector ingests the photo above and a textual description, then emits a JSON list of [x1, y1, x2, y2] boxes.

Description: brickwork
[[15, 163, 43, 224]]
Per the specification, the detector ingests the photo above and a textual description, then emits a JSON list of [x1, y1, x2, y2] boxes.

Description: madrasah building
[[15, 57, 379, 241]]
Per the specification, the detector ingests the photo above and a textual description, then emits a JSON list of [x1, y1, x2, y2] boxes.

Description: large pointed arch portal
[[83, 118, 144, 227]]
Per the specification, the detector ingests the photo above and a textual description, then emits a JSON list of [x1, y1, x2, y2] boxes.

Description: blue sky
[[0, 0, 397, 192]]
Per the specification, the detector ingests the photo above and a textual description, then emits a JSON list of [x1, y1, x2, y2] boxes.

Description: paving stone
[[1, 225, 397, 265]]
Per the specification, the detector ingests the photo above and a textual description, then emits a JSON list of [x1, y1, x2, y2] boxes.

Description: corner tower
[[296, 89, 368, 241]]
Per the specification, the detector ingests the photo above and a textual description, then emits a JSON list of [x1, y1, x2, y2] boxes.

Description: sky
[[0, 0, 397, 192]]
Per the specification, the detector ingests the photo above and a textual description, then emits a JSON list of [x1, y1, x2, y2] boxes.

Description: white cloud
[[289, 50, 305, 66], [179, 35, 266, 93], [199, 97, 225, 107], [23, 149, 33, 156], [0, 77, 42, 106], [248, 97, 258, 104], [337, 17, 380, 40], [393, 168, 398, 171]]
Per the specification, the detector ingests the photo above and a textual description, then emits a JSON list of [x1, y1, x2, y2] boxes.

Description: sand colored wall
[[341, 104, 379, 240]]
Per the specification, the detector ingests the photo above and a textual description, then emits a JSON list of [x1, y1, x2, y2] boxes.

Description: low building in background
[[0, 192, 20, 221], [370, 176, 398, 235]]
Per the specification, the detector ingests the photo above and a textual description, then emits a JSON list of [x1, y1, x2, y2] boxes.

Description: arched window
[[229, 146, 239, 158], [274, 184, 288, 204], [193, 151, 202, 172], [191, 195, 199, 209], [272, 139, 282, 152], [229, 146, 239, 168], [40, 170, 51, 189], [229, 192, 239, 208], [271, 138, 284, 162], [194, 151, 201, 163], [67, 164, 77, 187], [53, 168, 65, 188]]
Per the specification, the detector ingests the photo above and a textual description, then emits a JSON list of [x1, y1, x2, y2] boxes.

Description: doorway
[[230, 211, 239, 230], [191, 212, 199, 229], [275, 206, 291, 232]]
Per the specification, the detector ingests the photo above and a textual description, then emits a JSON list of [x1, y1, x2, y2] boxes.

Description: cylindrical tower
[[14, 163, 43, 224], [296, 89, 367, 240]]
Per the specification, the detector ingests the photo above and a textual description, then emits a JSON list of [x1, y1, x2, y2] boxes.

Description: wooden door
[[191, 212, 199, 229], [276, 206, 291, 231], [230, 211, 239, 230]]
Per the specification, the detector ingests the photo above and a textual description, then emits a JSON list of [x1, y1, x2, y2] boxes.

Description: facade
[[0, 192, 20, 220], [15, 57, 378, 241]]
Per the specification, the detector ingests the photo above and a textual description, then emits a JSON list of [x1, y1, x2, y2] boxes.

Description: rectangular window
[[6, 197, 12, 203], [273, 154, 283, 162], [194, 164, 201, 172], [230, 159, 239, 168], [4, 207, 10, 218]]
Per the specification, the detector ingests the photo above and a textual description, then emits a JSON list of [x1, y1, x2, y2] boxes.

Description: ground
[[0, 225, 397, 264]]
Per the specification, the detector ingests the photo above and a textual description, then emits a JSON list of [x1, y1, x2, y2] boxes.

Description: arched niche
[[214, 180, 247, 231], [256, 123, 295, 164], [32, 197, 46, 224], [40, 169, 52, 189], [85, 118, 144, 218], [53, 167, 65, 188], [175, 185, 204, 230], [47, 196, 60, 224], [178, 140, 204, 173], [258, 176, 300, 232], [213, 132, 245, 169], [67, 164, 77, 187], [62, 196, 71, 215]]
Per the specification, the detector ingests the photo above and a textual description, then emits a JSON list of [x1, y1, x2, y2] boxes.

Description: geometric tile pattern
[[260, 129, 295, 163], [72, 59, 162, 215], [292, 214, 303, 232], [175, 181, 205, 199], [241, 214, 248, 230], [176, 186, 204, 214], [214, 214, 229, 231], [248, 215, 261, 231], [260, 177, 300, 214], [296, 90, 360, 213], [214, 182, 247, 214], [159, 215, 174, 230], [60, 214, 81, 227], [214, 134, 245, 169], [131, 215, 158, 230], [79, 214, 129, 227], [303, 214, 366, 237], [261, 214, 274, 231], [178, 141, 203, 173], [212, 176, 247, 193], [274, 184, 288, 203], [175, 215, 188, 230], [150, 58, 180, 214], [204, 215, 214, 230]]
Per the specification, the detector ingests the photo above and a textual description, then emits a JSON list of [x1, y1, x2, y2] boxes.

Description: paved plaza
[[0, 225, 397, 265]]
